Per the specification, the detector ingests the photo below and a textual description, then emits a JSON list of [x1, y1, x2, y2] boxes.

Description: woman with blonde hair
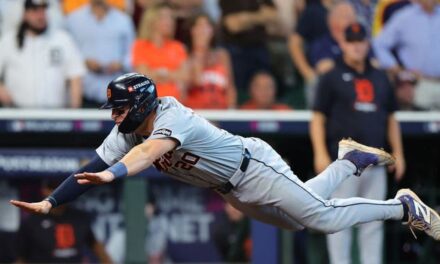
[[132, 3, 189, 100]]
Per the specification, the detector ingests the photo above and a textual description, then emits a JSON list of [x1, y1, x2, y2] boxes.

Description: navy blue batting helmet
[[101, 73, 158, 133]]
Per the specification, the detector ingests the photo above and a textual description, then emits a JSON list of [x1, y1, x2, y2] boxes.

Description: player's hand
[[74, 170, 115, 185], [10, 200, 52, 214], [314, 152, 331, 174], [389, 153, 406, 182]]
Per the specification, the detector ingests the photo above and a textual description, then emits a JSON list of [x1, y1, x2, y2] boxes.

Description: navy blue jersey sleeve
[[46, 154, 109, 207], [313, 72, 334, 115]]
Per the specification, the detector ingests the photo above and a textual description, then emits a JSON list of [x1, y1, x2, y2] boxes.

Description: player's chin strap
[[118, 117, 142, 133], [118, 99, 159, 134]]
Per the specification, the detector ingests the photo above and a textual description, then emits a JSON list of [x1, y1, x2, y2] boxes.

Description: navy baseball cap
[[345, 23, 367, 42], [24, 0, 48, 9]]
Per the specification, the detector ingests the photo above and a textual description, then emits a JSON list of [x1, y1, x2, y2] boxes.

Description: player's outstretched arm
[[10, 155, 109, 214], [75, 138, 177, 184]]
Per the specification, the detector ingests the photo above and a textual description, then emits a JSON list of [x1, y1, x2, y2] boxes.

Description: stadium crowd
[[0, 0, 438, 111], [0, 0, 439, 263]]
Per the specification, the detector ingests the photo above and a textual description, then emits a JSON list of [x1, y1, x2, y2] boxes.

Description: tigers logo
[[107, 89, 111, 99], [354, 79, 374, 103], [354, 78, 377, 112]]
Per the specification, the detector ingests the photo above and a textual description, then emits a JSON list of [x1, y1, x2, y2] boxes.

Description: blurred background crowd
[[0, 0, 440, 263], [1, 0, 438, 111]]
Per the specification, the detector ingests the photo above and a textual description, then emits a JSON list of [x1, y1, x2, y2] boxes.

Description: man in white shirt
[[0, 0, 86, 108]]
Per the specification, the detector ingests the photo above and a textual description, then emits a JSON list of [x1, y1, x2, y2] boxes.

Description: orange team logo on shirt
[[354, 79, 374, 103], [55, 224, 76, 249]]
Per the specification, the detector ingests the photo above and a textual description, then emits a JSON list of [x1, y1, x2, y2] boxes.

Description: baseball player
[[10, 73, 440, 240]]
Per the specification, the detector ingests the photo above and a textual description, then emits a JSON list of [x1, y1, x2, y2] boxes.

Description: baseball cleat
[[338, 138, 395, 176], [395, 188, 440, 240]]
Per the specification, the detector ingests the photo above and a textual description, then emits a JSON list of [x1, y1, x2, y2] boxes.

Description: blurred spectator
[[66, 0, 135, 108], [132, 3, 189, 101], [15, 179, 113, 263], [303, 1, 356, 107], [62, 0, 129, 15], [185, 13, 237, 109], [219, 0, 278, 103], [0, 0, 63, 37], [132, 0, 203, 41], [395, 70, 425, 111], [267, 0, 296, 37], [0, 0, 86, 108], [240, 71, 292, 110], [373, 0, 440, 110], [310, 22, 404, 264], [371, 0, 411, 37], [310, 1, 357, 74], [348, 0, 377, 36], [213, 203, 251, 262], [265, 0, 298, 106], [170, 0, 204, 42], [289, 0, 333, 106]]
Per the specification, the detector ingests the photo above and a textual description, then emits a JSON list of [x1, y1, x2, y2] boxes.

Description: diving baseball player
[[10, 73, 440, 240]]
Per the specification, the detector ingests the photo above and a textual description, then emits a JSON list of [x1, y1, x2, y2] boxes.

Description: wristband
[[106, 162, 128, 179]]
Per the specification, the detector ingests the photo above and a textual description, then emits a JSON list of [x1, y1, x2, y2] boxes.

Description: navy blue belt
[[215, 148, 251, 195]]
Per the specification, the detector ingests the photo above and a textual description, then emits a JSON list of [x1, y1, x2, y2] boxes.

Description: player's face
[[111, 105, 130, 125]]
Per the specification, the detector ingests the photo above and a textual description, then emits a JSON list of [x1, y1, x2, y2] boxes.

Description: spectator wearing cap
[[310, 22, 405, 264], [395, 70, 425, 111], [65, 0, 136, 108], [373, 0, 440, 110], [0, 0, 86, 108], [0, 0, 63, 37], [240, 71, 292, 110]]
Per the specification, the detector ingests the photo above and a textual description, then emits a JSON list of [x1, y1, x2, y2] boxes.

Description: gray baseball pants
[[221, 137, 403, 233]]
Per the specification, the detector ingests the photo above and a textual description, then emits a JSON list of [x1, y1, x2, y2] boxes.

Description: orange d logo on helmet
[[107, 88, 112, 99]]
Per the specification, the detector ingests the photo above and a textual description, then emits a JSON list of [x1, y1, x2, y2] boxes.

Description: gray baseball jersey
[[97, 97, 404, 234], [97, 97, 243, 188]]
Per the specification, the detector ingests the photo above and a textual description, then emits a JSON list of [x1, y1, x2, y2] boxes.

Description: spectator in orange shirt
[[132, 3, 189, 101], [185, 13, 237, 109], [240, 71, 292, 110]]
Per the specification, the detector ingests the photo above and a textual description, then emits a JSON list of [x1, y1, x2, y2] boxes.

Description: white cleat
[[338, 138, 395, 166], [395, 188, 440, 240]]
